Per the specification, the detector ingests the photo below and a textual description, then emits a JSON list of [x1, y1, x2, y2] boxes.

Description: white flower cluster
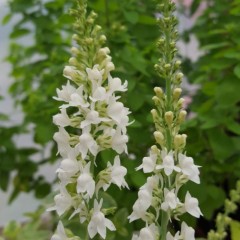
[[50, 49, 130, 239], [129, 146, 202, 239]]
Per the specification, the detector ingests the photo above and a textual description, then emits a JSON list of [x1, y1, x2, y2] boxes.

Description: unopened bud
[[154, 131, 164, 146], [71, 47, 80, 56], [164, 63, 171, 70], [178, 110, 187, 123], [154, 87, 163, 98], [151, 145, 159, 154], [152, 96, 159, 105], [99, 47, 110, 56], [176, 72, 184, 81], [69, 57, 78, 66], [175, 60, 181, 68], [99, 35, 107, 43], [72, 34, 80, 41], [174, 134, 187, 149], [164, 111, 174, 125], [95, 25, 102, 31], [85, 37, 93, 44], [177, 98, 185, 108], [151, 109, 158, 121], [173, 88, 182, 100], [106, 62, 115, 72]]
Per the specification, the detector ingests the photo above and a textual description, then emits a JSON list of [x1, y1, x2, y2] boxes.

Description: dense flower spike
[[50, 0, 130, 239], [129, 0, 201, 239]]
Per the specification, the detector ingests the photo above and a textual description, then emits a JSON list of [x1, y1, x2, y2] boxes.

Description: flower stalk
[[129, 0, 202, 239], [50, 0, 130, 239]]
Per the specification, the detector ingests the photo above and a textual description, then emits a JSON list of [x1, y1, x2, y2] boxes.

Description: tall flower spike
[[50, 0, 130, 239], [128, 0, 202, 239]]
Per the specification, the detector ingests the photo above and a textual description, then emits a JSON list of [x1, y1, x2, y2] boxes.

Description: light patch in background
[[0, 3, 58, 226]]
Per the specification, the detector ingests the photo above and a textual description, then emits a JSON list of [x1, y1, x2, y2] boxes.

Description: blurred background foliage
[[1, 0, 240, 238]]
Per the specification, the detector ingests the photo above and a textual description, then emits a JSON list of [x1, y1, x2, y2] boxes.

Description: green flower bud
[[164, 111, 174, 125], [173, 88, 182, 100], [154, 87, 164, 98], [154, 131, 165, 146]]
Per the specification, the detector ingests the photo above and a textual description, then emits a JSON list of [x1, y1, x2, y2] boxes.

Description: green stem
[[160, 211, 169, 240]]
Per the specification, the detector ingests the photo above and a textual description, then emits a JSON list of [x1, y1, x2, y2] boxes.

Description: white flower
[[133, 224, 158, 240], [54, 81, 76, 102], [77, 162, 95, 198], [51, 221, 69, 240], [53, 108, 71, 127], [156, 149, 181, 176], [136, 149, 157, 173], [88, 199, 116, 239], [166, 231, 180, 240], [180, 222, 195, 240], [56, 149, 80, 185], [91, 86, 108, 102], [128, 181, 154, 222], [184, 192, 202, 218], [111, 128, 128, 154], [108, 75, 128, 93], [109, 155, 128, 189], [178, 153, 200, 184], [107, 98, 130, 133], [69, 86, 89, 108], [48, 187, 72, 216], [53, 127, 72, 158], [86, 65, 104, 84], [81, 110, 102, 128], [161, 188, 180, 211], [76, 127, 99, 159]]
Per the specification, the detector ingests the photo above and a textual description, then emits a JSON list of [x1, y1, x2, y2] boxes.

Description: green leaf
[[230, 220, 240, 240], [234, 64, 240, 78], [201, 42, 229, 50], [2, 13, 12, 25], [123, 11, 139, 24], [10, 28, 31, 39]]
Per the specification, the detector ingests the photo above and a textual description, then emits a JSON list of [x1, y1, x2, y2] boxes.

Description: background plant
[[180, 0, 240, 235]]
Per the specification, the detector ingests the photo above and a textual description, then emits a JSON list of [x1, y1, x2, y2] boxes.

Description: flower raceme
[[50, 2, 131, 238], [128, 0, 202, 239]]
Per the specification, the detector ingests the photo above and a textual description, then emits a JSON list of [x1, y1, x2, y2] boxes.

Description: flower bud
[[174, 134, 187, 149], [69, 57, 78, 66], [151, 109, 158, 120], [99, 35, 107, 43], [173, 88, 182, 100], [154, 87, 163, 98], [106, 62, 115, 72], [176, 72, 184, 83], [152, 96, 159, 105], [154, 131, 164, 146], [72, 34, 80, 41], [175, 60, 181, 68], [177, 98, 185, 108], [164, 111, 174, 125], [178, 110, 187, 123], [85, 37, 93, 44]]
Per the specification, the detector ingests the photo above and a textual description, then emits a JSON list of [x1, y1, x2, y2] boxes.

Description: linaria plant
[[128, 0, 202, 239], [49, 0, 130, 239], [208, 180, 240, 240]]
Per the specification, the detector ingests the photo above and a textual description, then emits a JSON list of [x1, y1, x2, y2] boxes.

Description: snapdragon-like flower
[[51, 1, 130, 239], [132, 223, 159, 240], [51, 221, 70, 240], [88, 199, 116, 239]]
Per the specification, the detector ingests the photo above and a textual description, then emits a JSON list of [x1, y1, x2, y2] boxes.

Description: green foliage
[[0, 207, 51, 240], [183, 0, 240, 227]]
